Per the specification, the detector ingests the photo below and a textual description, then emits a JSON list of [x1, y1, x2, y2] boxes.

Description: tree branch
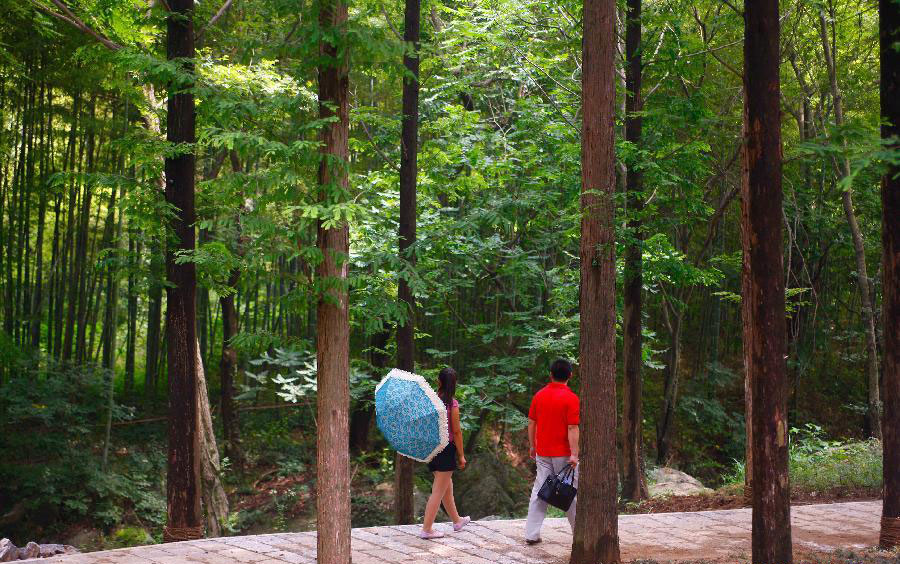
[[30, 0, 124, 50], [195, 0, 234, 41]]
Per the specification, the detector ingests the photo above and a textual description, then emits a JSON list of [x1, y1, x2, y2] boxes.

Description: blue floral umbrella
[[375, 368, 449, 462]]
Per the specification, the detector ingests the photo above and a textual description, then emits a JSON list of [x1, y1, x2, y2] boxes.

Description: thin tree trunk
[[879, 0, 900, 549], [621, 0, 647, 503], [30, 83, 50, 350], [125, 237, 139, 399], [394, 0, 420, 525], [817, 7, 881, 438], [220, 266, 243, 469], [656, 307, 682, 465], [101, 184, 119, 370], [74, 96, 98, 363], [315, 0, 352, 559], [163, 0, 202, 542], [742, 1, 792, 560], [146, 246, 163, 401], [569, 0, 620, 561]]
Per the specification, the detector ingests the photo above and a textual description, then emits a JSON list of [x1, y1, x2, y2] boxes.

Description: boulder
[[19, 543, 39, 559], [648, 467, 713, 497], [38, 544, 78, 558], [0, 539, 18, 563], [453, 450, 530, 520]]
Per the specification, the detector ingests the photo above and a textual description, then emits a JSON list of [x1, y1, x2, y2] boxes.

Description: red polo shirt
[[528, 381, 580, 457]]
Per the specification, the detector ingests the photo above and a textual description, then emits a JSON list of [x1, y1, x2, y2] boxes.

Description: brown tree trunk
[[742, 1, 792, 561], [394, 0, 420, 526], [621, 0, 647, 502], [817, 7, 882, 439], [879, 0, 900, 549], [146, 246, 163, 401], [569, 0, 620, 561], [125, 236, 139, 399], [220, 266, 243, 468], [655, 306, 682, 466], [163, 0, 202, 543], [315, 0, 352, 561]]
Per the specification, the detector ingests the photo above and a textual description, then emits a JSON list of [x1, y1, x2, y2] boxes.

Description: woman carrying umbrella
[[420, 367, 470, 539]]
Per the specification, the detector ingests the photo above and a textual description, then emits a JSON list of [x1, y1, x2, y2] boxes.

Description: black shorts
[[427, 442, 458, 472]]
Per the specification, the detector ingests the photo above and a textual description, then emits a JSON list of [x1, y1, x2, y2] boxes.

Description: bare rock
[[0, 539, 18, 563], [648, 467, 714, 497], [39, 544, 78, 557], [38, 544, 74, 557], [20, 542, 40, 559]]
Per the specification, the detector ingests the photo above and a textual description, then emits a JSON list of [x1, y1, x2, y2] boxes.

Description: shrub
[[723, 424, 882, 492]]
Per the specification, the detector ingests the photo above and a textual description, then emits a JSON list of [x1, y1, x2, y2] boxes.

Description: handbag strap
[[557, 464, 575, 484]]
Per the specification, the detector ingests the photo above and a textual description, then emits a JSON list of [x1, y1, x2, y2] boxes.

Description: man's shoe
[[525, 538, 542, 545]]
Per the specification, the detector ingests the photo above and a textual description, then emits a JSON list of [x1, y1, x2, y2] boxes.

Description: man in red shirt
[[524, 358, 579, 544]]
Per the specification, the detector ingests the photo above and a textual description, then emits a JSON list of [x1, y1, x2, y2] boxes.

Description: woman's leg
[[423, 471, 453, 532], [440, 475, 462, 523]]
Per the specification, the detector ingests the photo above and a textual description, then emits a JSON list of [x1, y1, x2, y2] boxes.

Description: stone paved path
[[25, 501, 882, 563]]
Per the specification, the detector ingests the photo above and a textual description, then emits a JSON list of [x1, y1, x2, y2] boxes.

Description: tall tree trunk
[[315, 0, 352, 562], [220, 267, 243, 469], [146, 246, 163, 401], [101, 184, 119, 370], [74, 96, 97, 363], [30, 83, 51, 350], [620, 0, 647, 503], [879, 0, 900, 549], [655, 307, 682, 465], [742, 1, 792, 561], [570, 0, 620, 561], [163, 0, 202, 543], [125, 236, 139, 399], [817, 7, 881, 438], [394, 0, 420, 526]]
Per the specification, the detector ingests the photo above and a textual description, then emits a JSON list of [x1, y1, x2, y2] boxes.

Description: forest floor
[[23, 500, 897, 564]]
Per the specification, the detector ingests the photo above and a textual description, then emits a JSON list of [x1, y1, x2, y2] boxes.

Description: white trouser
[[524, 456, 578, 541]]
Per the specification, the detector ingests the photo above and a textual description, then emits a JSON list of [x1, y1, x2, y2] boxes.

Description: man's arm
[[567, 425, 579, 466], [528, 420, 537, 458]]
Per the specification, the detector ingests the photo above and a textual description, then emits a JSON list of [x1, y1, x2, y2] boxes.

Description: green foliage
[[0, 360, 166, 541], [724, 425, 883, 492]]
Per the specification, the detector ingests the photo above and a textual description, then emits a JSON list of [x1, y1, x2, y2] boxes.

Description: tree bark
[[879, 0, 900, 549], [655, 306, 682, 466], [394, 0, 420, 526], [220, 266, 243, 468], [569, 0, 620, 561], [196, 341, 229, 538], [163, 0, 202, 543], [146, 246, 163, 401], [742, 1, 792, 561], [315, 0, 352, 561], [817, 6, 881, 439], [621, 0, 647, 503]]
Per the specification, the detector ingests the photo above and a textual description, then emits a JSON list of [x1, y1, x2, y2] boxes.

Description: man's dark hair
[[550, 359, 572, 381]]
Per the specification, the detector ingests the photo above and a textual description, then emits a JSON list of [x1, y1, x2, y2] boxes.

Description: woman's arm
[[451, 406, 466, 469]]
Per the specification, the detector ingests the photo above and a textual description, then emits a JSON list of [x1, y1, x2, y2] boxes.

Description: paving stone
[[20, 500, 882, 564]]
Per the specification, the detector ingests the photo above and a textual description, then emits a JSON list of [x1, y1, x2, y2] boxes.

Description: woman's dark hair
[[437, 367, 457, 409], [550, 358, 573, 381]]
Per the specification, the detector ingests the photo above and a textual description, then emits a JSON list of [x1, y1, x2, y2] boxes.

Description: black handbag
[[537, 464, 577, 512]]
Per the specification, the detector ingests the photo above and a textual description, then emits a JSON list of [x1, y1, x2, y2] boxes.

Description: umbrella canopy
[[375, 368, 449, 463]]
